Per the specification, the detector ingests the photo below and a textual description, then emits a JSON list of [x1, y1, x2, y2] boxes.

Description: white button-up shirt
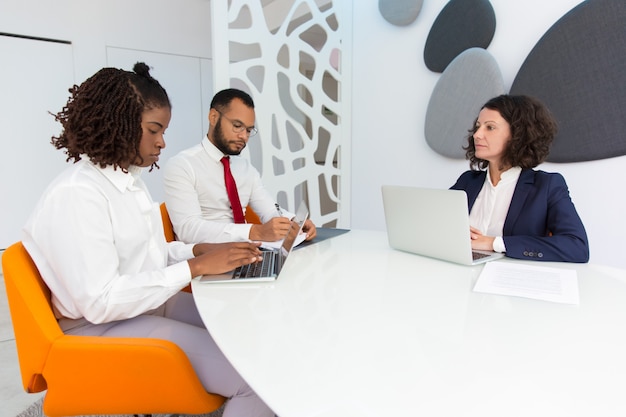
[[163, 137, 293, 243], [469, 166, 522, 253], [23, 159, 194, 324]]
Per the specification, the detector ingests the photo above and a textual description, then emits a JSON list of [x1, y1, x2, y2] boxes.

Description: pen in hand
[[275, 203, 283, 216]]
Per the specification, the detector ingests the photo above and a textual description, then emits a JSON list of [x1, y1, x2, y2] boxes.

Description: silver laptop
[[198, 202, 309, 283], [381, 185, 504, 265]]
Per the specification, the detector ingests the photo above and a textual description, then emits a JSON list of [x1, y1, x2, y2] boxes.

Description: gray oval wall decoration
[[424, 48, 505, 158], [378, 0, 424, 26]]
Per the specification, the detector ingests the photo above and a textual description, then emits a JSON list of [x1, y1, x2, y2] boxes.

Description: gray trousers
[[59, 292, 274, 417]]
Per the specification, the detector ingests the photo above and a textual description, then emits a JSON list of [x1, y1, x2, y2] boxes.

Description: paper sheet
[[473, 261, 579, 304], [259, 232, 307, 250]]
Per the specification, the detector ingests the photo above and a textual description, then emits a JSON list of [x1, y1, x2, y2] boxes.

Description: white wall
[[1, 0, 623, 269], [0, 36, 75, 250], [0, 0, 213, 81], [350, 0, 626, 269], [0, 0, 213, 249]]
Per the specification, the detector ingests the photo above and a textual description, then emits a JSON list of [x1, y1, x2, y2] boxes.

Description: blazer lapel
[[503, 169, 534, 235], [466, 171, 487, 212]]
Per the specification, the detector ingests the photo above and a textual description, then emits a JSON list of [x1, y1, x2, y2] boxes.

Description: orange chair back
[[160, 203, 192, 292], [160, 202, 176, 242], [3, 242, 58, 393], [245, 206, 262, 224]]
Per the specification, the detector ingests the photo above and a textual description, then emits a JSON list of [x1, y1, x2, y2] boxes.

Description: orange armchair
[[2, 242, 226, 416]]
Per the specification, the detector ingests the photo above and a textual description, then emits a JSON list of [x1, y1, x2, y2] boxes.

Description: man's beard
[[213, 117, 243, 156]]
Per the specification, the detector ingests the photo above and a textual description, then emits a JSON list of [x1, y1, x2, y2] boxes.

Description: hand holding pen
[[275, 203, 317, 242], [248, 204, 292, 241]]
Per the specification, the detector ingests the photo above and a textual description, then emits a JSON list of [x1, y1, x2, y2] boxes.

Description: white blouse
[[469, 166, 522, 253], [23, 159, 194, 324]]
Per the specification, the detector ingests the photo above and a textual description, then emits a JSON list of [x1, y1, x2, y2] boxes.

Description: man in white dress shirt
[[163, 88, 316, 244]]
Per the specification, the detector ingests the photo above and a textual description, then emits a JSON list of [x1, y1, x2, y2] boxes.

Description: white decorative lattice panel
[[213, 0, 350, 227]]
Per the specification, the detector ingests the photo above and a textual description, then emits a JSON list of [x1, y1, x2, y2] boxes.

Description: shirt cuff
[[240, 223, 254, 241], [166, 258, 194, 282], [493, 236, 506, 253], [167, 241, 195, 264]]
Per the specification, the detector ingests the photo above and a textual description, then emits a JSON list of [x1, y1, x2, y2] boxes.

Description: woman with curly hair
[[23, 63, 275, 417], [450, 94, 589, 263]]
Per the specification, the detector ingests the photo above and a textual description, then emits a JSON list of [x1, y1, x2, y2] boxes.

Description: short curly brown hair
[[51, 62, 170, 171], [464, 95, 558, 171]]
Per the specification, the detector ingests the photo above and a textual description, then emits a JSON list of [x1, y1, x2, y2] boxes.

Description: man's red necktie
[[220, 156, 245, 223]]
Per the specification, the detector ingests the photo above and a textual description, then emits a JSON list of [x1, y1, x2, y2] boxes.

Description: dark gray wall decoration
[[378, 0, 424, 26], [510, 0, 626, 162], [425, 48, 505, 159], [380, 0, 624, 163], [423, 0, 496, 73]]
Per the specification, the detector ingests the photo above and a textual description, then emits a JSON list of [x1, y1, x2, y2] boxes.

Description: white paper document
[[259, 232, 307, 250], [474, 261, 579, 304]]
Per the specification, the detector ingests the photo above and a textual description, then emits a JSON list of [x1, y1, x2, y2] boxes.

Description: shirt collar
[[202, 135, 227, 163], [486, 166, 522, 188], [92, 160, 143, 193]]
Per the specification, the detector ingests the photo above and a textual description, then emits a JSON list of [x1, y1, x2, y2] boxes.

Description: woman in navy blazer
[[450, 95, 589, 263]]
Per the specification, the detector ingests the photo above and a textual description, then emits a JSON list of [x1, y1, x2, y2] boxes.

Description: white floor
[[0, 256, 46, 417]]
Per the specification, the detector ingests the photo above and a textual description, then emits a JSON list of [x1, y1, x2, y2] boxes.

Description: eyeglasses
[[216, 110, 258, 137]]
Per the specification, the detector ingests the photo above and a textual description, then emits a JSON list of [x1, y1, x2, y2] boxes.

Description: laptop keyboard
[[472, 251, 490, 261], [233, 251, 275, 279]]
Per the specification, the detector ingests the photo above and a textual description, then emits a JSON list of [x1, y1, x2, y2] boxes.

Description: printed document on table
[[473, 261, 579, 304], [259, 232, 307, 250]]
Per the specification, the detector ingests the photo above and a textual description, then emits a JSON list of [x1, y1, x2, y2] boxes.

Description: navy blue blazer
[[451, 169, 589, 263]]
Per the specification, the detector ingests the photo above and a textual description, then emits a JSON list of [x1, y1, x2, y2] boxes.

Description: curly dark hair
[[51, 62, 170, 171], [464, 95, 558, 171]]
